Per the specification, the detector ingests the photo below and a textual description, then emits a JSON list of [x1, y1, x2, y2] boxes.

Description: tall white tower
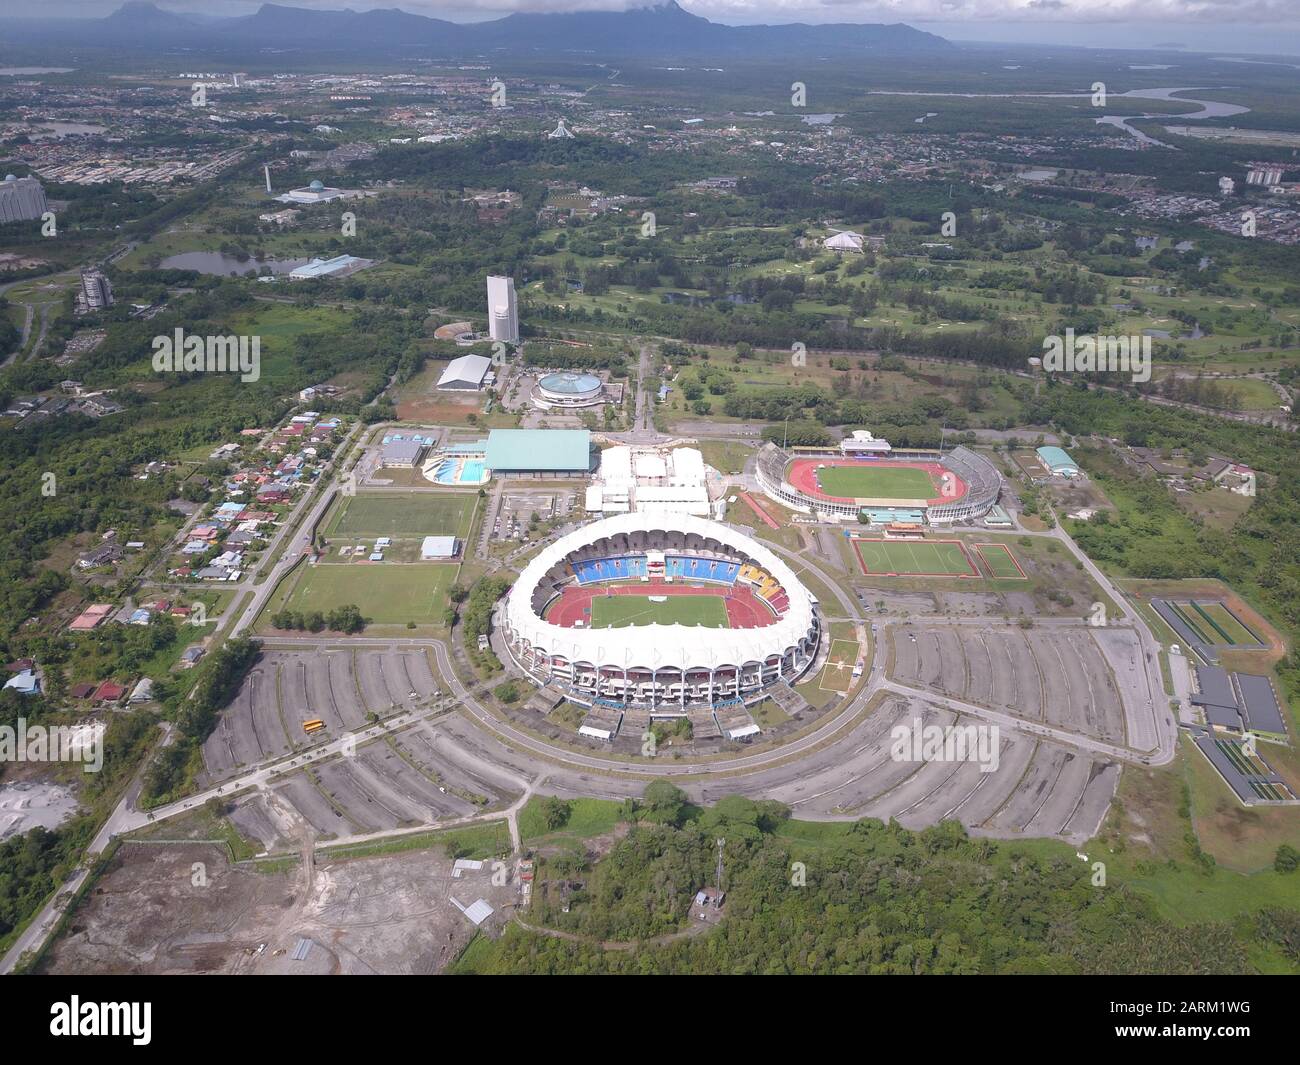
[[486, 275, 519, 345]]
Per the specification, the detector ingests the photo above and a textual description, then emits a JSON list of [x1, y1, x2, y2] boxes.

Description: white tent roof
[[824, 231, 864, 250], [504, 513, 817, 671], [437, 353, 491, 389], [598, 445, 635, 488]]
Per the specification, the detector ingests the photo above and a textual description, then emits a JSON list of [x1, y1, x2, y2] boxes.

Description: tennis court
[[852, 538, 979, 577], [589, 593, 730, 629]]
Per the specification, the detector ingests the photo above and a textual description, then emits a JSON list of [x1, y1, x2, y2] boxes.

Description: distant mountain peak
[[31, 3, 953, 58]]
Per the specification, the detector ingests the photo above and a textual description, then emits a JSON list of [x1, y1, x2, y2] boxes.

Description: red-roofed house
[[69, 604, 114, 632], [92, 680, 127, 705]]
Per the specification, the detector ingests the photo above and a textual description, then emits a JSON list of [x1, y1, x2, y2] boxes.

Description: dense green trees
[[141, 638, 259, 806], [271, 605, 364, 634], [461, 800, 1262, 975]]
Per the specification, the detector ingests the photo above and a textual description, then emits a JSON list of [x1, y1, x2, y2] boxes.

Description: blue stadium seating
[[574, 555, 739, 585], [665, 556, 738, 584], [573, 556, 648, 584]]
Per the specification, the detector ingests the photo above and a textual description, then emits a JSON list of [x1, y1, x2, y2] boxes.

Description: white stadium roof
[[503, 513, 817, 672]]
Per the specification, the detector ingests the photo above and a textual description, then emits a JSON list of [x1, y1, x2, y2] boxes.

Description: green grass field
[[975, 543, 1027, 580], [816, 464, 937, 500], [818, 637, 861, 693], [1193, 601, 1260, 646], [326, 492, 474, 538], [589, 593, 729, 629], [284, 563, 455, 624], [1169, 601, 1216, 644], [853, 539, 978, 577]]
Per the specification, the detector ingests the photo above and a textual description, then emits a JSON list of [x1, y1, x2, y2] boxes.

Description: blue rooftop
[[1036, 446, 1080, 472]]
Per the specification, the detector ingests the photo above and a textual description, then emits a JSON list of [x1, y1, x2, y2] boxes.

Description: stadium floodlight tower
[[486, 275, 520, 345]]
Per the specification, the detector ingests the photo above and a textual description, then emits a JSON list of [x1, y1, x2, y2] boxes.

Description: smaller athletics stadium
[[499, 513, 821, 709], [756, 442, 1002, 525]]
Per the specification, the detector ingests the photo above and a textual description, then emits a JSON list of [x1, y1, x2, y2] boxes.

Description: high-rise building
[[0, 173, 48, 223], [486, 275, 519, 345], [79, 269, 114, 311]]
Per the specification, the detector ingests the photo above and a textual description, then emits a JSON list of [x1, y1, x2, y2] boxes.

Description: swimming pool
[[430, 458, 488, 485]]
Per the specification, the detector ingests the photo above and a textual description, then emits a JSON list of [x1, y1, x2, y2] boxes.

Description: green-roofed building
[[1035, 445, 1081, 478], [484, 429, 593, 477]]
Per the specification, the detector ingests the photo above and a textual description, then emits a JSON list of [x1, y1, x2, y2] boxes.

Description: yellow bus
[[302, 719, 325, 734]]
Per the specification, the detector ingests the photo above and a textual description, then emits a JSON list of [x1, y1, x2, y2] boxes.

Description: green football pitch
[[326, 492, 474, 538], [816, 464, 937, 500], [852, 539, 978, 577], [589, 594, 729, 629], [283, 564, 454, 624]]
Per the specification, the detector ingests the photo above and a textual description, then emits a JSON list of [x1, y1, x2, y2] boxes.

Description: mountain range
[[2, 2, 954, 58]]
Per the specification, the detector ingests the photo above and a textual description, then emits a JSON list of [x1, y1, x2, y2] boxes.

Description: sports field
[[815, 464, 937, 500], [818, 638, 861, 693], [326, 492, 474, 538], [1166, 599, 1262, 647], [282, 564, 455, 625], [852, 538, 979, 577], [589, 593, 729, 629], [975, 543, 1027, 580]]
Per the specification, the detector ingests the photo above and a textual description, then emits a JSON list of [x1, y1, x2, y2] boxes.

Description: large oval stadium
[[500, 513, 821, 708], [756, 442, 1002, 524]]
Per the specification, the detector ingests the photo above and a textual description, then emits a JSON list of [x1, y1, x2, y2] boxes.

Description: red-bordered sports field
[[544, 580, 778, 630], [787, 458, 968, 505]]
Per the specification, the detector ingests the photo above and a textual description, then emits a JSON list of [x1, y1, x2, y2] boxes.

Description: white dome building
[[532, 371, 604, 410]]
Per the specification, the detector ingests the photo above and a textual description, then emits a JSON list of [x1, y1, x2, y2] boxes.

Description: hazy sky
[[10, 0, 1300, 55]]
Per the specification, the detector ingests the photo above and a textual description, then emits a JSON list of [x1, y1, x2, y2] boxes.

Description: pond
[[159, 251, 311, 276]]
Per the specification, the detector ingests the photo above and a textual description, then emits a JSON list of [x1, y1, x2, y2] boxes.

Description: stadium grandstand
[[755, 442, 1002, 525], [499, 513, 821, 710]]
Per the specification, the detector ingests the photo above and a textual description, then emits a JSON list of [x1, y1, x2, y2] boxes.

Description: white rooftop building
[[276, 179, 360, 205], [824, 230, 864, 253], [486, 275, 519, 345], [420, 535, 459, 560], [840, 429, 892, 455], [437, 353, 492, 391], [590, 445, 710, 517], [0, 174, 48, 224]]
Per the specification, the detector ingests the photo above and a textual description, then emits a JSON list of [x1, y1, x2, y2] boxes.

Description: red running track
[[544, 579, 778, 629], [786, 458, 967, 506]]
